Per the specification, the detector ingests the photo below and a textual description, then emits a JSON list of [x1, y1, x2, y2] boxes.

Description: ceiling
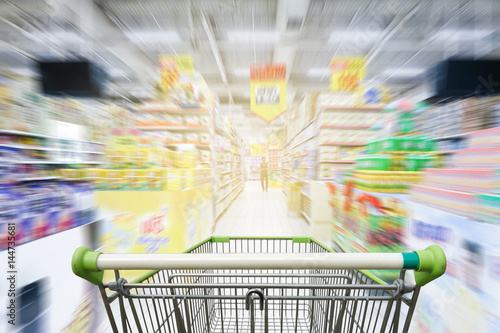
[[1, 0, 500, 140]]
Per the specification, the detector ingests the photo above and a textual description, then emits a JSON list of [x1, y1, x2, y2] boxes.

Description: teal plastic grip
[[402, 252, 420, 269], [413, 245, 447, 286], [72, 246, 104, 285]]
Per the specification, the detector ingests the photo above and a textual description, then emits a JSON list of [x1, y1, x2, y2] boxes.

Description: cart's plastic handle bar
[[72, 245, 446, 287]]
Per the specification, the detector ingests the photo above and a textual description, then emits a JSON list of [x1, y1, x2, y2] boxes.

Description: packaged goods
[[147, 169, 164, 191], [186, 133, 199, 144], [0, 187, 20, 250], [199, 133, 210, 145], [199, 115, 211, 127], [185, 116, 199, 127]]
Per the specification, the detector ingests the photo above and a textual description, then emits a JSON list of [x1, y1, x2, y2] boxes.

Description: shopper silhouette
[[260, 156, 269, 191]]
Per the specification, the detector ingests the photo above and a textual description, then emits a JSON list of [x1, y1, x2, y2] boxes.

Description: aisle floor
[[214, 181, 311, 237]]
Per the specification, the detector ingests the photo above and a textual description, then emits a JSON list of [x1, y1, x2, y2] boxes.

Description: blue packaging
[[0, 186, 19, 250], [59, 183, 76, 231]]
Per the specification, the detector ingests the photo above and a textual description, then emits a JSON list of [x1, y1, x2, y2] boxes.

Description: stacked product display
[[135, 104, 212, 163], [282, 94, 317, 199], [353, 135, 438, 193], [267, 147, 282, 188], [0, 75, 117, 249], [318, 104, 385, 180], [214, 112, 243, 221], [411, 126, 500, 223]]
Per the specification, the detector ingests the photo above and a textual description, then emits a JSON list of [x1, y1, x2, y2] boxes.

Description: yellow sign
[[175, 55, 194, 75], [250, 64, 287, 123], [330, 57, 366, 92], [159, 54, 194, 91], [110, 135, 139, 148], [97, 184, 212, 282]]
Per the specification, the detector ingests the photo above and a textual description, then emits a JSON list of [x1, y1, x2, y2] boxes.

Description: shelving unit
[[136, 106, 213, 159], [282, 93, 386, 228], [213, 110, 244, 223]]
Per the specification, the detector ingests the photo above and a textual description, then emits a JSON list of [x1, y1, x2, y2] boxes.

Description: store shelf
[[290, 135, 316, 150], [320, 160, 355, 164], [219, 176, 240, 188], [321, 105, 383, 111], [284, 119, 315, 148], [320, 125, 372, 130], [4, 160, 103, 165], [19, 176, 61, 181], [166, 144, 211, 150], [301, 210, 312, 224], [216, 183, 241, 204], [0, 129, 106, 144], [137, 126, 210, 132], [300, 190, 311, 199], [218, 170, 233, 175], [435, 132, 468, 140], [139, 106, 210, 115], [215, 187, 242, 220], [290, 175, 308, 182], [320, 142, 365, 147]]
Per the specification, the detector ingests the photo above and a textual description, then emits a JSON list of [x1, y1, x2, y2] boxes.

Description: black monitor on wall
[[38, 60, 106, 98], [428, 59, 500, 97]]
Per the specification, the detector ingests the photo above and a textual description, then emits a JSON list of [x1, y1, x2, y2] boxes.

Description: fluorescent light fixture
[[431, 29, 493, 42], [381, 68, 426, 77], [233, 68, 250, 77], [307, 68, 329, 77], [125, 31, 180, 44], [227, 31, 281, 43], [329, 30, 382, 43]]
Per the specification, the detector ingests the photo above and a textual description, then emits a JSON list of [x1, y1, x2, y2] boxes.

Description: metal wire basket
[[72, 236, 446, 333]]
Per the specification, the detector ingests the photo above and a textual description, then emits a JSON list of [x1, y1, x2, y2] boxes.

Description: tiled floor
[[214, 181, 311, 237]]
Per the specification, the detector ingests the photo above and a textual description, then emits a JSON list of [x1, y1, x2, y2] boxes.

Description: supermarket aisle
[[214, 181, 310, 236]]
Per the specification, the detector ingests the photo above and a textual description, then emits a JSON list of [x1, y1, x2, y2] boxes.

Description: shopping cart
[[72, 236, 446, 333]]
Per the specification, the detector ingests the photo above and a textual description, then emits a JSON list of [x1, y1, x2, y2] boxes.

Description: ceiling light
[[329, 30, 382, 44], [307, 68, 329, 77], [381, 68, 426, 77], [227, 31, 281, 43], [431, 29, 493, 42], [125, 31, 180, 44]]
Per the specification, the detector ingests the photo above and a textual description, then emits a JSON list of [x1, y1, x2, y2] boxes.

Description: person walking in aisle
[[260, 156, 269, 191]]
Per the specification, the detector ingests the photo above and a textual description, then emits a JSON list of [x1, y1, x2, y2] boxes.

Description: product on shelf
[[411, 184, 474, 218]]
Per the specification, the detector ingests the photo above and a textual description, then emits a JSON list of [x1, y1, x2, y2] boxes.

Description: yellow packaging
[[86, 169, 100, 190], [146, 169, 164, 191], [115, 149, 131, 169], [107, 170, 125, 190], [124, 169, 138, 190], [74, 169, 86, 180], [165, 169, 182, 191], [60, 169, 74, 181]]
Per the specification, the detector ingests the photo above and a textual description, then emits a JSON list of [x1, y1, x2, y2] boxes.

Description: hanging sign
[[250, 63, 287, 123], [330, 57, 366, 92], [159, 54, 194, 91]]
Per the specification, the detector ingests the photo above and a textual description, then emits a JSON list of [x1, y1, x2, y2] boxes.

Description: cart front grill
[[100, 238, 419, 333]]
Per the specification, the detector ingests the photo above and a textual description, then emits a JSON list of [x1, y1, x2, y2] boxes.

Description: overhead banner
[[159, 54, 194, 91], [250, 63, 287, 123], [330, 57, 366, 92]]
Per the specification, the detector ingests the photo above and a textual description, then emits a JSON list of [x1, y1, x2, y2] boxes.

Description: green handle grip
[[72, 246, 104, 285], [413, 245, 447, 286]]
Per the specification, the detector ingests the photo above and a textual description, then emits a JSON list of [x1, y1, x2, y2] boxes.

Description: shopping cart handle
[[71, 245, 446, 287], [413, 245, 447, 286], [72, 246, 104, 285]]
